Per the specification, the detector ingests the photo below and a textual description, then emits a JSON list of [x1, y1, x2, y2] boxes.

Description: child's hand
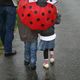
[[55, 13, 61, 24]]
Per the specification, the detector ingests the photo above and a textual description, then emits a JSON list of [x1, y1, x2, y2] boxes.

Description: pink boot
[[49, 51, 55, 64]]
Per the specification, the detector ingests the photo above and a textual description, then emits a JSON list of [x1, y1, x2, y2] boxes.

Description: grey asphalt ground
[[0, 0, 80, 80]]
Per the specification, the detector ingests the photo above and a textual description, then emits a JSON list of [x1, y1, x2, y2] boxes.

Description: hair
[[36, 0, 47, 7]]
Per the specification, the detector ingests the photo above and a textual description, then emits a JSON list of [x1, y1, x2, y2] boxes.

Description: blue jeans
[[24, 40, 37, 65], [0, 6, 16, 53]]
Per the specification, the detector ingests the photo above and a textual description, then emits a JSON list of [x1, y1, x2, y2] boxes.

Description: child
[[18, 17, 38, 70], [38, 0, 60, 69]]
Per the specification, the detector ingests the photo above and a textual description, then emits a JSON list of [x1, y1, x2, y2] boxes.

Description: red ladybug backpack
[[17, 0, 58, 30]]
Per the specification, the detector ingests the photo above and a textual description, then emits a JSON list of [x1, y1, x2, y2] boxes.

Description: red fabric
[[17, 0, 57, 30]]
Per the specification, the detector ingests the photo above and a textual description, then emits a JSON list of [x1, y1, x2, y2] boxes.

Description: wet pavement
[[0, 0, 80, 80]]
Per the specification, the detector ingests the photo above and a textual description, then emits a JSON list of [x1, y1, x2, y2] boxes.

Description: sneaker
[[50, 58, 55, 63], [50, 52, 55, 64], [31, 65, 36, 70], [29, 64, 36, 70], [24, 60, 30, 66], [4, 50, 16, 57], [43, 59, 49, 69]]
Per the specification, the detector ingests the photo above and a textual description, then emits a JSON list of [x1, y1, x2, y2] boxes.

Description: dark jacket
[[18, 18, 38, 42], [39, 13, 61, 36], [39, 26, 55, 36], [0, 0, 18, 6]]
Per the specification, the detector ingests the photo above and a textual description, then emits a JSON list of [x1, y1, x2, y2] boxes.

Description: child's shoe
[[43, 59, 49, 69], [50, 51, 55, 64]]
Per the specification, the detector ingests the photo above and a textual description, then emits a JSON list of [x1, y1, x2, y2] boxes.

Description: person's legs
[[0, 27, 6, 45], [24, 42, 31, 65], [30, 40, 37, 70], [39, 40, 49, 69], [43, 49, 49, 69], [43, 49, 48, 59], [49, 48, 55, 63], [4, 6, 16, 54], [0, 7, 6, 45], [48, 39, 55, 63], [42, 39, 55, 68]]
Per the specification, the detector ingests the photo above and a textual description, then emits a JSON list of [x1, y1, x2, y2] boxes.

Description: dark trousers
[[0, 6, 16, 53], [44, 48, 54, 59]]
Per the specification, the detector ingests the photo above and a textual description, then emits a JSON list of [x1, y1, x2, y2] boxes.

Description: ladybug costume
[[17, 0, 57, 30]]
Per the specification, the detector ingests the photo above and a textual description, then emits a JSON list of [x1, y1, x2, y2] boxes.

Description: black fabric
[[44, 49, 48, 59], [39, 26, 55, 36], [55, 13, 61, 24], [49, 48, 54, 51], [43, 48, 54, 59], [0, 0, 14, 6]]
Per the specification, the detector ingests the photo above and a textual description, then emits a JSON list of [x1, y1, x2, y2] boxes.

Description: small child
[[38, 0, 60, 69], [18, 18, 38, 70]]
